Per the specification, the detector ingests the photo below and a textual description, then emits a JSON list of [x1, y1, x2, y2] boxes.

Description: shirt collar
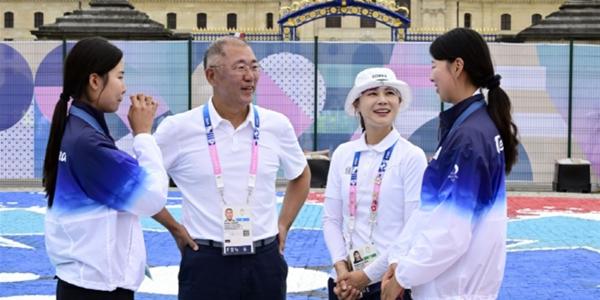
[[355, 128, 400, 153], [207, 97, 256, 129]]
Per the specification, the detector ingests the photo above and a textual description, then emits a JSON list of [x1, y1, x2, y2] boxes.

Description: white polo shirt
[[323, 129, 428, 282], [154, 98, 307, 241]]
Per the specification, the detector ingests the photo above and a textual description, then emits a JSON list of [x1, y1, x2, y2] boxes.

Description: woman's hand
[[337, 270, 370, 292], [333, 261, 362, 300], [381, 264, 405, 300], [128, 93, 158, 135]]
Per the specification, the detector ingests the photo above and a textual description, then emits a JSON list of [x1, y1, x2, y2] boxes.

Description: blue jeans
[[178, 238, 287, 300]]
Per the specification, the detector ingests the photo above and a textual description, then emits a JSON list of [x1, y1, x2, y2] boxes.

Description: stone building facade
[[1, 0, 564, 41]]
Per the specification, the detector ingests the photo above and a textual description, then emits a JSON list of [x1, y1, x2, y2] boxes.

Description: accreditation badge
[[222, 205, 254, 256], [348, 244, 378, 271]]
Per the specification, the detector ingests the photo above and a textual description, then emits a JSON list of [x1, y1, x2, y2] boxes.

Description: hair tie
[[486, 74, 501, 90], [59, 93, 70, 102]]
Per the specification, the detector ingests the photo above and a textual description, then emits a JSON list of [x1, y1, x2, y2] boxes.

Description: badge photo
[[222, 205, 254, 256], [349, 244, 378, 271]]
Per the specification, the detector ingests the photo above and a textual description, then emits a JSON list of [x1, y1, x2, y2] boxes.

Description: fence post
[[188, 36, 193, 110], [62, 38, 67, 61], [568, 40, 574, 158], [313, 36, 319, 151]]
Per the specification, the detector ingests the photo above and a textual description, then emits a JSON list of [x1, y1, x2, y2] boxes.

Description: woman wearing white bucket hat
[[323, 67, 427, 300]]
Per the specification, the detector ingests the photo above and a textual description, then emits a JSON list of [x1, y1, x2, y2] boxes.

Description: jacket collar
[[438, 92, 484, 141], [71, 100, 113, 141]]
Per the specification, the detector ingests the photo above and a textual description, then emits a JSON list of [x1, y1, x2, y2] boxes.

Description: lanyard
[[347, 140, 397, 249], [439, 98, 485, 148], [203, 104, 260, 205]]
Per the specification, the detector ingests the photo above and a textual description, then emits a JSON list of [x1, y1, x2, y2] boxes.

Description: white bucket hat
[[344, 67, 412, 117]]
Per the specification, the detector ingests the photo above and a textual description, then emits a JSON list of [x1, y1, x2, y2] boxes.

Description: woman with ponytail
[[43, 37, 168, 299], [381, 28, 519, 300]]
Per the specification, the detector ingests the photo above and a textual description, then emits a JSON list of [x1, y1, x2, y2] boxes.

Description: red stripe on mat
[[508, 196, 600, 218], [307, 192, 600, 219]]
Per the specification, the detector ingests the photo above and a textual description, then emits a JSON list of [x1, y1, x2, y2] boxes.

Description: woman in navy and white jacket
[[381, 28, 520, 300], [43, 37, 168, 299]]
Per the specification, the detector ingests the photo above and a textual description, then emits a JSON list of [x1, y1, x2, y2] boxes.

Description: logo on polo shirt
[[345, 166, 352, 174]]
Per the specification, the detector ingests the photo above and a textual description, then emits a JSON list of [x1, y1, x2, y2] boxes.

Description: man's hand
[[381, 263, 404, 300], [152, 208, 197, 255], [277, 224, 288, 255], [169, 222, 198, 255], [278, 166, 310, 254]]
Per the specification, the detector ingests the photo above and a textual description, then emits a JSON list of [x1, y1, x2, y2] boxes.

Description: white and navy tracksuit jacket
[[389, 93, 508, 300], [45, 102, 168, 292]]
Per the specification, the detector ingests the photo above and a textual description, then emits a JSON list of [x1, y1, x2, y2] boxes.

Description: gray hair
[[203, 36, 249, 70]]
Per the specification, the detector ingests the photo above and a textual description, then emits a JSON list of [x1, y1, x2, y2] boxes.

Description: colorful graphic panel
[[0, 41, 599, 188]]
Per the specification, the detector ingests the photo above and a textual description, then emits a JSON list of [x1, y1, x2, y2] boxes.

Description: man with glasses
[[152, 36, 311, 300]]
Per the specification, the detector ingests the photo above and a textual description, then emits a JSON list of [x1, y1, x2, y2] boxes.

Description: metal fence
[[404, 32, 497, 42], [1, 40, 598, 190]]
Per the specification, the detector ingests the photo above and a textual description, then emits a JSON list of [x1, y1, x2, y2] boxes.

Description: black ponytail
[[43, 94, 70, 207], [430, 28, 519, 174], [486, 78, 519, 174], [43, 37, 123, 206]]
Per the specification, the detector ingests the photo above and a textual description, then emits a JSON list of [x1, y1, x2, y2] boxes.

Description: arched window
[[227, 13, 237, 29], [4, 12, 14, 28], [34, 12, 44, 28], [531, 13, 542, 25], [167, 12, 177, 29], [500, 13, 511, 30], [197, 13, 207, 29], [266, 13, 273, 29], [464, 13, 471, 28], [325, 16, 341, 28], [360, 16, 376, 28]]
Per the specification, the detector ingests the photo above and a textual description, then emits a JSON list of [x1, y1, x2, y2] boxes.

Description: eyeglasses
[[210, 63, 262, 74]]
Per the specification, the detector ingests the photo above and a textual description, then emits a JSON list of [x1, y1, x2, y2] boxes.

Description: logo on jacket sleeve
[[58, 151, 67, 162], [448, 164, 459, 182], [495, 135, 504, 154]]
